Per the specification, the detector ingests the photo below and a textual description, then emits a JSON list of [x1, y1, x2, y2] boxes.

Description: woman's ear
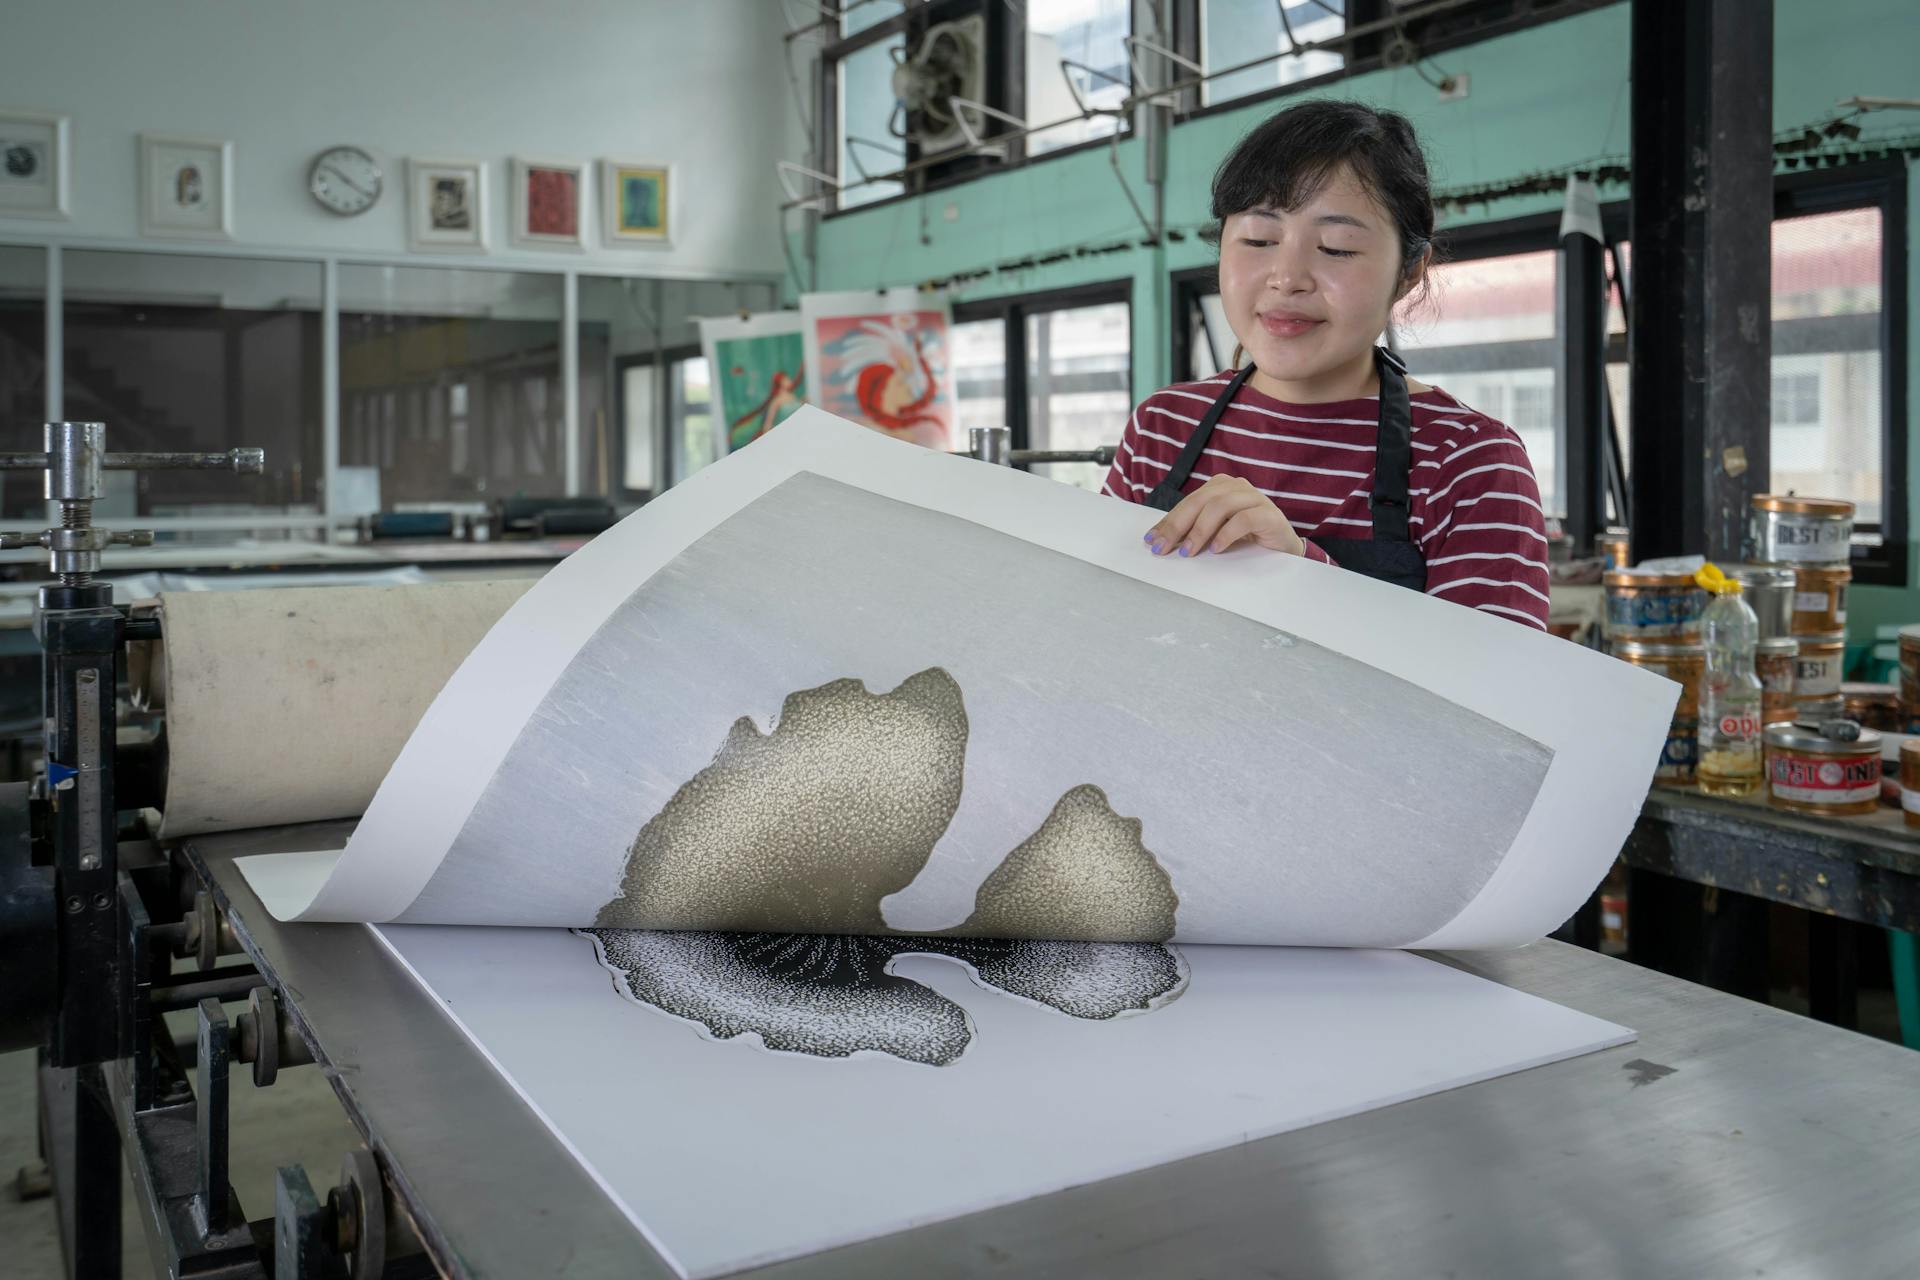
[[1393, 242, 1435, 305]]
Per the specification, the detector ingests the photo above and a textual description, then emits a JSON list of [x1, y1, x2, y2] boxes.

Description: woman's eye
[[1239, 238, 1273, 248], [1320, 247, 1359, 258]]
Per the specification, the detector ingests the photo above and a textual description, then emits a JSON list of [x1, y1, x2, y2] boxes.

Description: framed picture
[[600, 160, 671, 247], [511, 157, 586, 249], [0, 111, 69, 219], [408, 158, 488, 253], [139, 134, 233, 240]]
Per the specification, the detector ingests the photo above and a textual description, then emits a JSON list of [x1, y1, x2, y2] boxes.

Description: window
[[670, 355, 714, 486], [839, 33, 907, 208], [1026, 300, 1131, 490], [952, 317, 1010, 438], [1200, 0, 1344, 107], [1393, 247, 1562, 517], [1768, 204, 1885, 526], [64, 250, 324, 526], [1026, 0, 1132, 157], [953, 282, 1132, 490], [0, 245, 47, 519], [621, 363, 658, 492], [338, 264, 562, 509]]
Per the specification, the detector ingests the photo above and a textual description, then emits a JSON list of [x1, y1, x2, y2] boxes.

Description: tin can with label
[[1728, 564, 1796, 640], [1902, 740, 1920, 829], [1790, 563, 1850, 634], [1597, 528, 1631, 573], [1604, 570, 1707, 642], [1755, 635, 1798, 724], [1751, 495, 1854, 564], [1899, 624, 1920, 718], [1765, 723, 1882, 815], [1793, 630, 1846, 700], [1615, 640, 1704, 786], [1841, 682, 1902, 733]]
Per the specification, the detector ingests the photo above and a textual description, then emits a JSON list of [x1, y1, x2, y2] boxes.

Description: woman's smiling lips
[[1258, 311, 1324, 338]]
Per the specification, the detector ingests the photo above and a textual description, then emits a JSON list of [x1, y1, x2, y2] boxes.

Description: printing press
[[3, 421, 1919, 1280]]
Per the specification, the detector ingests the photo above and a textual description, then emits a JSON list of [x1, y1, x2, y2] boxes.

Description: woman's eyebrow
[[1314, 212, 1372, 230]]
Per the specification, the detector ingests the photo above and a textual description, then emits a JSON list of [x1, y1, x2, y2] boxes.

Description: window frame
[[614, 341, 712, 500], [951, 278, 1133, 460], [819, 0, 1134, 219], [1768, 161, 1907, 586]]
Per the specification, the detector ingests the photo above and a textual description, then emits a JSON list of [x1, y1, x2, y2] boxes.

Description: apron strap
[[1144, 364, 1255, 511], [1369, 346, 1414, 543]]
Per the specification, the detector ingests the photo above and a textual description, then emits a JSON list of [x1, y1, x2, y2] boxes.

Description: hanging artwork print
[[139, 134, 233, 240], [697, 312, 806, 452], [600, 159, 671, 246], [0, 111, 68, 218], [407, 158, 487, 252], [511, 157, 586, 248], [801, 288, 955, 450]]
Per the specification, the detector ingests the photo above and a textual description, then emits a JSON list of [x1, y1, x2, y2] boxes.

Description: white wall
[[0, 0, 794, 281]]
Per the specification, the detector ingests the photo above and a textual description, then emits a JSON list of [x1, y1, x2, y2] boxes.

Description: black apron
[[1145, 346, 1427, 592]]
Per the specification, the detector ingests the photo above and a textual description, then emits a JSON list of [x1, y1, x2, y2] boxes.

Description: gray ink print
[[580, 928, 1187, 1067]]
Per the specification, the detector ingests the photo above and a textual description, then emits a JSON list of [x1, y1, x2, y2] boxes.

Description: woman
[[1103, 100, 1550, 630]]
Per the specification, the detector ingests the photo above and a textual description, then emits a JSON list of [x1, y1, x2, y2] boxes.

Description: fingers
[[1145, 476, 1241, 556], [1183, 492, 1264, 555], [1210, 507, 1265, 554]]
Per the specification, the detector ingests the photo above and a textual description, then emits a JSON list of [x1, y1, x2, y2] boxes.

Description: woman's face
[[1217, 165, 1412, 393]]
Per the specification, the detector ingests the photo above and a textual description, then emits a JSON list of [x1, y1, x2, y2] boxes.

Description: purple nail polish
[[1177, 546, 1191, 557]]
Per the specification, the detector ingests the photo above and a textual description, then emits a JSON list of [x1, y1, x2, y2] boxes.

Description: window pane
[[339, 264, 562, 508], [622, 363, 657, 492], [0, 246, 47, 519], [672, 356, 715, 485], [1394, 249, 1561, 517], [1202, 0, 1345, 107], [1026, 300, 1130, 491], [839, 35, 905, 208], [1027, 0, 1130, 157], [1184, 290, 1234, 381], [62, 250, 323, 530], [952, 317, 1008, 439], [1770, 207, 1881, 525], [841, 0, 903, 37]]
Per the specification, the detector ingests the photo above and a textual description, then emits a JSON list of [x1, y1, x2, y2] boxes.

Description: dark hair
[[1201, 100, 1436, 296]]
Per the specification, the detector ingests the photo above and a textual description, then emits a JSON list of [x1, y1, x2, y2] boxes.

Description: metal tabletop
[[1628, 787, 1920, 932], [186, 825, 1920, 1280]]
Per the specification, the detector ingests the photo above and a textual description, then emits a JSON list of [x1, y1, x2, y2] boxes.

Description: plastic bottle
[[1695, 562, 1764, 796]]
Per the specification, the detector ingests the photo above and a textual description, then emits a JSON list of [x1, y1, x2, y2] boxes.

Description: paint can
[[1764, 723, 1882, 816], [1604, 569, 1707, 642], [1841, 682, 1903, 733], [1899, 624, 1920, 720], [1790, 563, 1850, 634], [1726, 564, 1796, 640], [1792, 629, 1846, 702], [1597, 528, 1631, 573], [1756, 635, 1798, 724], [1903, 739, 1920, 829], [1751, 494, 1854, 564], [1614, 640, 1703, 786]]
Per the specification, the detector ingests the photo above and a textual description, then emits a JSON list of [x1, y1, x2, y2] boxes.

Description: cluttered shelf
[[1627, 785, 1920, 931]]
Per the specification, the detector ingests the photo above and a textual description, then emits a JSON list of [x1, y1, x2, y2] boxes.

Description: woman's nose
[[1265, 245, 1315, 294]]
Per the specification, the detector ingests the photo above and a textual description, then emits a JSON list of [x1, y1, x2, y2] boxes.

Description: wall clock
[[308, 145, 382, 216]]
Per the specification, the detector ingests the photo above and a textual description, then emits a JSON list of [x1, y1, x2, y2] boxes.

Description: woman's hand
[[1144, 475, 1307, 558]]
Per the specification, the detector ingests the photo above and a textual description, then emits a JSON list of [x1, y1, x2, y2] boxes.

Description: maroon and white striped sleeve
[[1413, 425, 1552, 629], [1100, 407, 1152, 504]]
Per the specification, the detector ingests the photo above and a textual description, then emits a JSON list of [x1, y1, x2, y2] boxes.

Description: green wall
[[811, 0, 1920, 647]]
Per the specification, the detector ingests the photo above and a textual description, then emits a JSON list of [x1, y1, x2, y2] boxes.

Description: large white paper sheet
[[372, 922, 1633, 1279], [239, 409, 1675, 950]]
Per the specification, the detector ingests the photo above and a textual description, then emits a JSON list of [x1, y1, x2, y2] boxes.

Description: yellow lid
[[1694, 562, 1743, 595]]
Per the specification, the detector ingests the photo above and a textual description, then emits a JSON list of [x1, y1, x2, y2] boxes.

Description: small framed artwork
[[139, 134, 233, 240], [600, 160, 671, 248], [0, 111, 69, 220], [408, 158, 488, 253], [511, 157, 586, 249]]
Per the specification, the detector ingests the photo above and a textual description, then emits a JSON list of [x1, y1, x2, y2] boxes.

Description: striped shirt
[[1102, 370, 1551, 630]]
